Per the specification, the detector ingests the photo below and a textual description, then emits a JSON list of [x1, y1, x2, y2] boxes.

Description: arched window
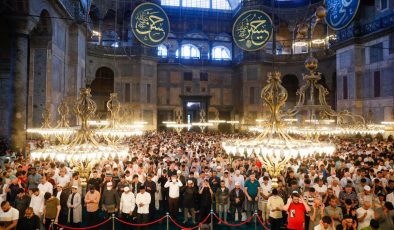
[[212, 0, 231, 10], [183, 0, 210, 8], [212, 46, 231, 60], [161, 0, 180, 6], [176, 44, 200, 59], [157, 44, 168, 58]]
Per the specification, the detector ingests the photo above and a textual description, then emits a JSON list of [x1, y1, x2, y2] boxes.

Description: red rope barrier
[[115, 216, 166, 227], [213, 213, 254, 227], [256, 214, 270, 230], [55, 218, 111, 230], [169, 214, 211, 230]]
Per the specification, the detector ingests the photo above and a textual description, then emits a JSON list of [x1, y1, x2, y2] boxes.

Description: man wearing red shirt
[[283, 191, 311, 230]]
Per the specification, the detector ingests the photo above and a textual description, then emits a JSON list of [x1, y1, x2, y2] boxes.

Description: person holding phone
[[283, 191, 311, 230]]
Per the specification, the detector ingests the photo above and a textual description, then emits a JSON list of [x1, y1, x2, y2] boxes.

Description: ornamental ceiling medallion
[[232, 9, 273, 51], [325, 0, 360, 30], [131, 2, 170, 47]]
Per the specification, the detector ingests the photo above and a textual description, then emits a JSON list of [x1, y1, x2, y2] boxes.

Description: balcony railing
[[87, 43, 158, 58], [335, 12, 394, 43], [57, 0, 90, 23]]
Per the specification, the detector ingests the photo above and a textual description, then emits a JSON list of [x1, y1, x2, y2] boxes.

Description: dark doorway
[[91, 67, 114, 118], [282, 74, 299, 110], [180, 95, 211, 125]]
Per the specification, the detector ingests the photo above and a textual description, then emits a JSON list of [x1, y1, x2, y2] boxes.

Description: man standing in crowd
[[16, 207, 40, 230], [101, 182, 119, 218], [284, 191, 311, 230], [244, 173, 259, 218], [260, 176, 272, 224], [164, 174, 182, 219], [182, 180, 198, 224], [85, 185, 100, 226], [14, 189, 30, 219], [67, 185, 82, 227], [267, 188, 284, 229], [119, 186, 135, 222], [199, 179, 213, 222], [230, 182, 245, 222], [29, 188, 43, 223], [136, 186, 151, 225], [324, 196, 343, 227], [38, 176, 53, 196], [55, 184, 70, 225], [144, 174, 156, 219], [356, 200, 374, 230], [215, 180, 229, 224], [27, 168, 40, 190], [0, 201, 19, 230]]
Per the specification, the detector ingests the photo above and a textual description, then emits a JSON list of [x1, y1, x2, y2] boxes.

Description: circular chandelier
[[222, 72, 336, 187], [28, 89, 137, 168]]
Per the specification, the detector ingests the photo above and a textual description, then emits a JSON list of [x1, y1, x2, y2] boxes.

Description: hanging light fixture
[[222, 72, 336, 188]]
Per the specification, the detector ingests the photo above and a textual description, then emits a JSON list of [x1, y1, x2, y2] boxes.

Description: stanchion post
[[112, 213, 115, 230], [51, 219, 54, 230], [254, 211, 258, 230], [166, 212, 169, 230], [210, 210, 214, 230]]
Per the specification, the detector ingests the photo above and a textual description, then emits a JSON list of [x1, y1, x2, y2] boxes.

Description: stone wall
[[336, 34, 394, 122]]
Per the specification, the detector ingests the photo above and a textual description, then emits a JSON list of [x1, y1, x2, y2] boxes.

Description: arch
[[176, 44, 200, 59], [157, 44, 168, 58], [212, 46, 231, 60], [91, 67, 115, 117], [282, 74, 299, 110], [31, 10, 52, 37]]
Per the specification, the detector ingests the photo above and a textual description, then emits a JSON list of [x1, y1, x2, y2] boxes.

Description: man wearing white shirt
[[29, 188, 44, 218], [386, 190, 394, 206], [327, 171, 338, 186], [164, 175, 183, 218], [313, 179, 327, 197], [119, 187, 135, 222], [38, 176, 53, 195], [356, 201, 374, 230], [136, 186, 151, 224], [340, 172, 353, 189], [56, 170, 70, 188], [259, 176, 272, 223], [328, 180, 341, 198], [232, 170, 244, 190], [0, 201, 19, 230]]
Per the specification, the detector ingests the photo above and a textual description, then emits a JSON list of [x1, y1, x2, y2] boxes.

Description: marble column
[[11, 32, 29, 150]]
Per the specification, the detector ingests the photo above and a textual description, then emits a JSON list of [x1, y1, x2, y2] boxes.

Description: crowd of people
[[0, 131, 393, 230]]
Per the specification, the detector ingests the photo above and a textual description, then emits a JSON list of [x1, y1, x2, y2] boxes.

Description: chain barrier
[[52, 212, 271, 229], [115, 215, 166, 226], [169, 213, 211, 230], [54, 217, 111, 230]]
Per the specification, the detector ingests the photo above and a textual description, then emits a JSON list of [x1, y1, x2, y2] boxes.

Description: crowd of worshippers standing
[[0, 131, 393, 230]]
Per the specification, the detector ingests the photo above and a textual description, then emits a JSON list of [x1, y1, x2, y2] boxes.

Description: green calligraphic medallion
[[131, 3, 170, 47], [232, 10, 273, 51]]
